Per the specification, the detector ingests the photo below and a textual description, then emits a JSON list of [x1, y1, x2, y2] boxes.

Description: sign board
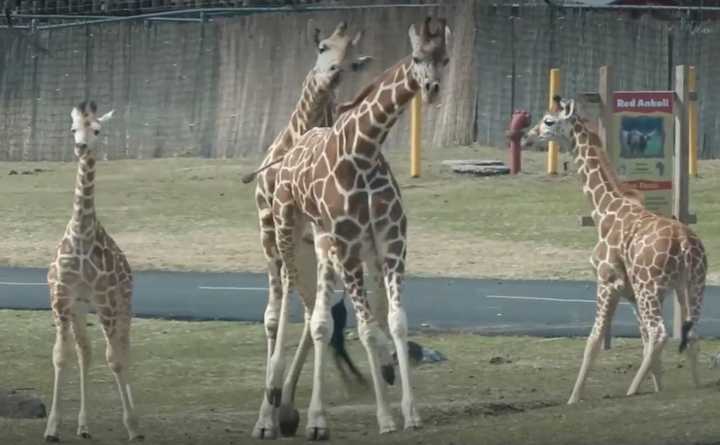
[[609, 91, 674, 216]]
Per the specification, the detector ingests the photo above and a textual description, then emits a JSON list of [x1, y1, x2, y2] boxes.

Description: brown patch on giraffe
[[335, 159, 357, 191], [335, 219, 362, 241], [347, 191, 369, 224], [60, 239, 74, 254]]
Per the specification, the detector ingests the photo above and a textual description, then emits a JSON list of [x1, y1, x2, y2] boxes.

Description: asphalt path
[[2, 266, 719, 337]]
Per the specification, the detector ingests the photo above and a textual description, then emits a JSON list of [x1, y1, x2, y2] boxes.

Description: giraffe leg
[[71, 307, 93, 439], [278, 240, 317, 437], [633, 306, 662, 392], [100, 302, 143, 442], [304, 232, 337, 441], [44, 309, 74, 442], [340, 254, 397, 435], [627, 291, 668, 396], [367, 260, 396, 385], [568, 281, 620, 404], [383, 265, 420, 430], [252, 230, 284, 439], [678, 283, 703, 388]]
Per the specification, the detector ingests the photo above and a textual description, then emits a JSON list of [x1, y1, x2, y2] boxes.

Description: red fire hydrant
[[506, 110, 531, 175]]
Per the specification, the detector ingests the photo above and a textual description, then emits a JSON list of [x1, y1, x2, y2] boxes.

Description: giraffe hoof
[[278, 405, 300, 437], [129, 434, 145, 442], [45, 435, 60, 443], [79, 432, 92, 439], [381, 364, 396, 386], [251, 426, 278, 440], [266, 387, 282, 407], [305, 426, 330, 441]]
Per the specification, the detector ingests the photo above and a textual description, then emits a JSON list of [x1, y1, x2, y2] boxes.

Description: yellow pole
[[547, 68, 560, 175], [410, 93, 422, 178], [689, 66, 698, 176]]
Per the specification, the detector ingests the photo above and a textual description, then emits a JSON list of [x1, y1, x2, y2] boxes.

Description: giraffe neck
[[570, 120, 625, 217], [340, 57, 419, 159], [268, 71, 334, 159], [68, 154, 97, 239]]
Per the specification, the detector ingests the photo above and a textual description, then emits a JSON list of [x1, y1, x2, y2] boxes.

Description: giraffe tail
[[329, 296, 367, 386], [679, 321, 694, 353]]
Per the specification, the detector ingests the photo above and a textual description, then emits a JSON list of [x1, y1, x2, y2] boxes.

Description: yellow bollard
[[410, 93, 422, 178], [689, 66, 698, 177], [547, 68, 560, 175]]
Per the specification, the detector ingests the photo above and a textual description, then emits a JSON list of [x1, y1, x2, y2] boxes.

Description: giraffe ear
[[561, 99, 575, 118], [408, 23, 422, 52], [98, 109, 115, 123]]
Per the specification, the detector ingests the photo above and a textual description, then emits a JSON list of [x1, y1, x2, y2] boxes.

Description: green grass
[[1, 310, 720, 444], [0, 146, 718, 282]]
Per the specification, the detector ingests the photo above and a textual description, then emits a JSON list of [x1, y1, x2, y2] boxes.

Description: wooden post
[[689, 66, 698, 177], [410, 94, 422, 178], [547, 68, 560, 175], [673, 65, 690, 340]]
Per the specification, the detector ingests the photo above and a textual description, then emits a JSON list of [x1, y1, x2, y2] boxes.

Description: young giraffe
[[270, 17, 451, 439], [44, 101, 143, 442], [247, 21, 374, 440], [522, 96, 707, 404]]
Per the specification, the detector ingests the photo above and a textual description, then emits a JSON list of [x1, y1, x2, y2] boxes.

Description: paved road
[[1, 266, 719, 337]]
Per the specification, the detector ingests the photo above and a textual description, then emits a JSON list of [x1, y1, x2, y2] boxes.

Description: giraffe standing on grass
[[244, 21, 376, 440], [44, 101, 143, 443], [522, 96, 707, 403], [267, 17, 451, 439]]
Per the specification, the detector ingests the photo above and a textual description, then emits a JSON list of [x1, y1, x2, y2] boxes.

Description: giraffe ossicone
[[44, 101, 143, 443], [269, 16, 451, 440], [523, 96, 707, 404]]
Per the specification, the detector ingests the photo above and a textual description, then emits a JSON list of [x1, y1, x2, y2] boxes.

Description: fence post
[[410, 94, 422, 178], [547, 68, 560, 175], [673, 65, 690, 340], [689, 66, 698, 177]]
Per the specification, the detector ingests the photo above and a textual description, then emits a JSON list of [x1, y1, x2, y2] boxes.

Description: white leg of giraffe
[[627, 287, 668, 396], [71, 305, 93, 439], [384, 265, 420, 430], [44, 309, 74, 441], [305, 230, 336, 441], [568, 281, 621, 404], [100, 299, 143, 442]]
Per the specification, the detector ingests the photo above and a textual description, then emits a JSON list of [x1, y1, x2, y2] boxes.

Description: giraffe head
[[70, 101, 114, 158], [311, 21, 372, 90], [408, 17, 451, 104], [522, 96, 577, 150]]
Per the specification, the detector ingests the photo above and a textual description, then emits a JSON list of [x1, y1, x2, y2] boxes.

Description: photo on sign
[[619, 116, 665, 159]]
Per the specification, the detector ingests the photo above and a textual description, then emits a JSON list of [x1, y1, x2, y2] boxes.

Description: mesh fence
[[1, 0, 719, 160]]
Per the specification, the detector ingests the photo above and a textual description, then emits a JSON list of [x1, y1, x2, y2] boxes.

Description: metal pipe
[[541, 3, 720, 12]]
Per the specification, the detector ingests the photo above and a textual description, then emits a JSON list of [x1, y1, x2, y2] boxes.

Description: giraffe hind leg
[[627, 289, 668, 397]]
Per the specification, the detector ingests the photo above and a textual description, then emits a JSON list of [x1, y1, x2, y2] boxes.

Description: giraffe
[[44, 101, 143, 442], [246, 21, 375, 440], [268, 17, 451, 440], [522, 96, 707, 404]]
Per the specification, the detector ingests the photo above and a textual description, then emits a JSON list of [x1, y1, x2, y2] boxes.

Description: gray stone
[[0, 390, 47, 419]]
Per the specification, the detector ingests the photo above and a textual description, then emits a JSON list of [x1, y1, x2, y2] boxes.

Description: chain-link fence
[[1, 0, 719, 161]]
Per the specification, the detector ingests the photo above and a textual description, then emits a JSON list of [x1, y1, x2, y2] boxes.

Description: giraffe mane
[[335, 58, 410, 115], [584, 126, 645, 205]]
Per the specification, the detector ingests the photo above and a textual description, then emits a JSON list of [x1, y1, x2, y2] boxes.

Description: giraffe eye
[[94, 129, 100, 136], [318, 45, 327, 54], [412, 56, 421, 64], [71, 129, 77, 134], [544, 119, 555, 127]]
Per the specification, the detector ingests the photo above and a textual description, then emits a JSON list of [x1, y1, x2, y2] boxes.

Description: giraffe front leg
[[305, 236, 336, 441], [568, 281, 620, 404], [341, 258, 396, 435], [384, 266, 420, 430], [71, 309, 93, 439], [44, 312, 74, 442], [101, 309, 143, 442]]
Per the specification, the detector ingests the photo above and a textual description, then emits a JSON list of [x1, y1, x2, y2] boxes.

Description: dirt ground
[[2, 311, 720, 445]]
